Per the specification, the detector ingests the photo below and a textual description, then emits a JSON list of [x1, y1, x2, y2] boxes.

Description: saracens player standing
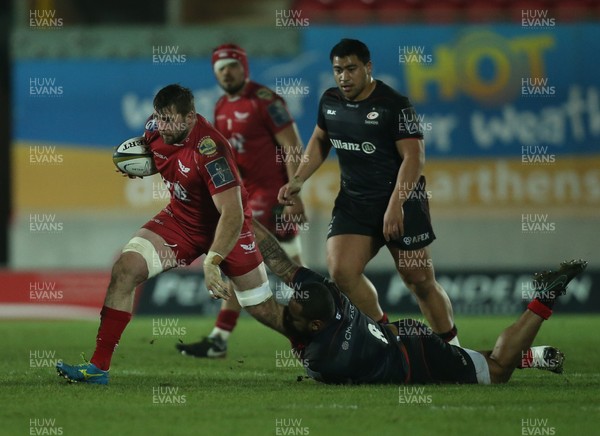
[[57, 84, 287, 384], [177, 44, 307, 358], [279, 38, 460, 344]]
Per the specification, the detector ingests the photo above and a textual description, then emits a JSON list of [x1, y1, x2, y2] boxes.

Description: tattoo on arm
[[258, 234, 298, 284], [253, 219, 298, 283]]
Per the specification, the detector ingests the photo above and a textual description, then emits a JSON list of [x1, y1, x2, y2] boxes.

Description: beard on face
[[161, 128, 189, 145], [221, 79, 245, 95]]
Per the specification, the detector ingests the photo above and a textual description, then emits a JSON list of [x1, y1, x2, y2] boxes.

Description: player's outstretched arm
[[276, 123, 308, 223], [278, 124, 330, 205], [252, 218, 300, 284], [204, 186, 245, 299], [276, 123, 305, 184]]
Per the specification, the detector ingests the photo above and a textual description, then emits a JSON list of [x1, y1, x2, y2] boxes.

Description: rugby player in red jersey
[[57, 84, 287, 384], [177, 44, 307, 358]]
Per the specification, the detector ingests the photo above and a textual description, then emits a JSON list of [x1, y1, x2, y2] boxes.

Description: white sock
[[529, 346, 548, 367], [209, 327, 231, 341]]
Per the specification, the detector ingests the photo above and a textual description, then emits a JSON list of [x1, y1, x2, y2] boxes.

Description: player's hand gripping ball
[[113, 136, 158, 177]]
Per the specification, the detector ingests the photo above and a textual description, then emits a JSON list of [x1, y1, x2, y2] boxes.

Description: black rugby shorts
[[392, 319, 478, 385], [327, 175, 436, 250]]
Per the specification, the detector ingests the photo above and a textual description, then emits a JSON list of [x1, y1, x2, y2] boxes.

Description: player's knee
[[110, 252, 148, 290], [328, 262, 358, 290], [399, 269, 430, 291]]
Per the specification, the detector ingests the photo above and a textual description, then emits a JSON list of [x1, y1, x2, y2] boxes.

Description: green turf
[[1, 314, 599, 435]]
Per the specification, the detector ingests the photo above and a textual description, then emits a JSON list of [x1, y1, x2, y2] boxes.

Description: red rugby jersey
[[144, 114, 252, 235], [213, 81, 294, 193]]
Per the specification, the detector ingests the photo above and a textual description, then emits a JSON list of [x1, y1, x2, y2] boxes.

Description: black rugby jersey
[[291, 269, 410, 384], [317, 80, 423, 202]]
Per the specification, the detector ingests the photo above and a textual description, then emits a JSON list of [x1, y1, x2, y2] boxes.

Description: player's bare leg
[[482, 311, 544, 383], [477, 260, 587, 384], [326, 234, 385, 322], [389, 246, 457, 342], [57, 229, 178, 383]]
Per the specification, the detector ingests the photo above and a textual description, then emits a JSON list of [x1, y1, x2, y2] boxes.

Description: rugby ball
[[113, 136, 158, 177]]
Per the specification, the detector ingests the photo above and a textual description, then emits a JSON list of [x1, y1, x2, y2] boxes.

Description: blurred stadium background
[[1, 0, 599, 319]]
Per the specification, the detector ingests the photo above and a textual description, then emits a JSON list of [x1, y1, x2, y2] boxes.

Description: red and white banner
[[0, 270, 109, 319]]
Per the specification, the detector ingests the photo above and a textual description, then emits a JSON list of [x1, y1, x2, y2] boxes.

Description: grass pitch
[[1, 314, 599, 435]]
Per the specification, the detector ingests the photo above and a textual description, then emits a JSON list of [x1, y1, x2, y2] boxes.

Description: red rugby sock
[[527, 299, 552, 320], [215, 309, 240, 332], [90, 306, 132, 371]]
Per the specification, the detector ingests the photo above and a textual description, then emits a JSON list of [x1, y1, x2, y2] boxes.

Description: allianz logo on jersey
[[330, 138, 376, 154]]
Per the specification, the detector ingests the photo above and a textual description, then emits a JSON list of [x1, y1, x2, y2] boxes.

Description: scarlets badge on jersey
[[198, 136, 217, 156], [205, 157, 235, 188], [267, 100, 292, 128]]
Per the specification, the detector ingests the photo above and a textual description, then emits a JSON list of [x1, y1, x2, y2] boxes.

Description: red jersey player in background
[[57, 85, 289, 384], [177, 44, 307, 358]]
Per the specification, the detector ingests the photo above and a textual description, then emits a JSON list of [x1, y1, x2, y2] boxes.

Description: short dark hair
[[329, 38, 371, 65], [153, 84, 195, 116], [293, 282, 336, 322]]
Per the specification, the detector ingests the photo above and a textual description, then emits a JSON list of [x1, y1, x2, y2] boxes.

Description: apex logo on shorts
[[402, 233, 429, 246]]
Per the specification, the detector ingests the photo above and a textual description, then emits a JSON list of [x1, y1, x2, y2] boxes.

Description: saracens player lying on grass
[[250, 220, 584, 384]]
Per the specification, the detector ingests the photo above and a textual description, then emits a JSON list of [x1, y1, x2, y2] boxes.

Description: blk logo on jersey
[[326, 109, 336, 115]]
